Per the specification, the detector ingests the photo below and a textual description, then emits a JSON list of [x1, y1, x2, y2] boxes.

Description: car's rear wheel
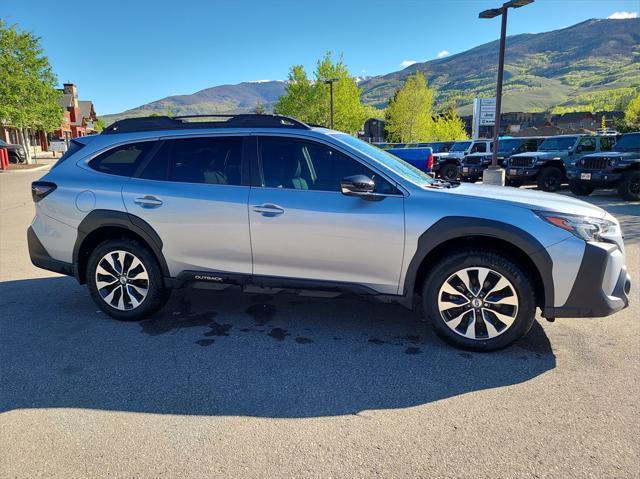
[[569, 180, 595, 196], [536, 166, 563, 192], [617, 170, 640, 201], [86, 238, 169, 320], [440, 163, 459, 181], [422, 250, 536, 351]]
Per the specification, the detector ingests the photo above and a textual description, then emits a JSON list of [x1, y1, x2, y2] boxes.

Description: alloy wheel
[[437, 267, 519, 340], [95, 250, 149, 311]]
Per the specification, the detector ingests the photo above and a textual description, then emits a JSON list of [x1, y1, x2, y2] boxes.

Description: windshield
[[450, 141, 472, 152], [497, 139, 523, 153], [614, 133, 640, 152], [430, 142, 450, 153], [333, 134, 434, 185], [0, 140, 7, 146], [539, 136, 578, 151]]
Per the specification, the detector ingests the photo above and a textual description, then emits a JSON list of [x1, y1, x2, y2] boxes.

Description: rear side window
[[140, 136, 243, 185], [52, 140, 84, 169], [89, 142, 154, 177]]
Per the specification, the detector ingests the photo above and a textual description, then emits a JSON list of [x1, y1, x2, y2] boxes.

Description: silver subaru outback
[[28, 115, 631, 351]]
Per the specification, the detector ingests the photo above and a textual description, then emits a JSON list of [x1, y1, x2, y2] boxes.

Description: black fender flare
[[402, 216, 555, 310], [73, 209, 170, 283]]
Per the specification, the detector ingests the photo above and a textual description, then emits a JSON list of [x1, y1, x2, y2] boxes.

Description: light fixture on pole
[[479, 0, 534, 185], [324, 78, 339, 129]]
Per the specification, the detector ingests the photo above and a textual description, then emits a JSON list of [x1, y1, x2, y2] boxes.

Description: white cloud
[[437, 50, 450, 59], [607, 11, 638, 19], [400, 60, 417, 68]]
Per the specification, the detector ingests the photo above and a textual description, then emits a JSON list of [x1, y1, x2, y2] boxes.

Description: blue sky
[[3, 0, 639, 114]]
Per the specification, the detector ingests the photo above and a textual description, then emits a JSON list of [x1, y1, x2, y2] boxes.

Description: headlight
[[535, 211, 616, 242], [608, 158, 618, 168]]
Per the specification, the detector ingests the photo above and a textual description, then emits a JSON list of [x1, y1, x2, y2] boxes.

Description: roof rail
[[101, 114, 310, 134]]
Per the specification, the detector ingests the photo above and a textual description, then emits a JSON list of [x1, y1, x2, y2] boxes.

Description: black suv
[[0, 139, 27, 163], [567, 132, 640, 201], [460, 137, 543, 183]]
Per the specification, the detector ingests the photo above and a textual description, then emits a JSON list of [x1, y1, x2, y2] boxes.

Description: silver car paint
[[32, 126, 627, 312]]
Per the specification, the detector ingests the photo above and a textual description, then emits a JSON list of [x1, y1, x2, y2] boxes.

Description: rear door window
[[139, 136, 243, 185], [89, 142, 155, 177]]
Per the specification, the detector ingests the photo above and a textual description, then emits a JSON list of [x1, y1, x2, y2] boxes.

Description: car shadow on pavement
[[0, 276, 555, 418]]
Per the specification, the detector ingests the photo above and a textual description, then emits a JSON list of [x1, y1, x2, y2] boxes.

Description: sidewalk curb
[[0, 163, 53, 174]]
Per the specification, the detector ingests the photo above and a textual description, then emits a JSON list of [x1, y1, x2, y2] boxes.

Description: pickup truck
[[505, 135, 616, 192], [386, 146, 434, 173], [433, 139, 492, 181]]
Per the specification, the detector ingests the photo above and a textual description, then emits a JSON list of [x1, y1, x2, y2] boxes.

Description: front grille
[[583, 157, 609, 170], [510, 157, 533, 167], [464, 156, 483, 165]]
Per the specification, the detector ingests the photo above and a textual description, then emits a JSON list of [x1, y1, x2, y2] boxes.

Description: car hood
[[585, 151, 639, 159], [511, 151, 566, 159], [440, 183, 608, 218]]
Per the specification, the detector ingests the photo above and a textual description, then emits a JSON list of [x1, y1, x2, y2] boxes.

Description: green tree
[[0, 20, 63, 163], [384, 72, 435, 142], [623, 94, 640, 128], [433, 105, 469, 141], [275, 52, 371, 134], [274, 65, 316, 123], [93, 118, 106, 133], [254, 101, 266, 115]]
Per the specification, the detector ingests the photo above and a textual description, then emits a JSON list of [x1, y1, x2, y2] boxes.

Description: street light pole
[[492, 7, 508, 169], [479, 0, 534, 185], [324, 78, 339, 129]]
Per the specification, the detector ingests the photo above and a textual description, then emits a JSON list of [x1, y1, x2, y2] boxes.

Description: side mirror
[[341, 175, 376, 197]]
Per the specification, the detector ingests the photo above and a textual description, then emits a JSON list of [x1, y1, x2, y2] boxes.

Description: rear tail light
[[31, 181, 57, 202], [427, 153, 434, 171]]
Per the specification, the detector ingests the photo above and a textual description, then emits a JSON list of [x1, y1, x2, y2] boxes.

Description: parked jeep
[[567, 132, 640, 201], [460, 137, 543, 183], [505, 135, 615, 192], [0, 139, 27, 163], [433, 139, 492, 181]]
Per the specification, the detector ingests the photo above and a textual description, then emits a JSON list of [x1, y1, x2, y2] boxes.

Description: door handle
[[134, 195, 163, 208], [252, 203, 284, 216]]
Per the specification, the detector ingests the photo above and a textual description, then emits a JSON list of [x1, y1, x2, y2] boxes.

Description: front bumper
[[460, 165, 486, 179], [543, 242, 631, 318], [506, 166, 540, 181], [566, 169, 622, 184]]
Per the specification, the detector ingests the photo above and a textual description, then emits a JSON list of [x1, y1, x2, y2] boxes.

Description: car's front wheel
[[617, 170, 640, 201], [569, 180, 595, 196], [86, 238, 169, 320], [422, 250, 536, 351], [537, 166, 563, 192], [439, 163, 459, 181]]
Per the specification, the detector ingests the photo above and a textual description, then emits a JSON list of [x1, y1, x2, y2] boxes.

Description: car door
[[248, 135, 405, 295], [121, 135, 253, 276]]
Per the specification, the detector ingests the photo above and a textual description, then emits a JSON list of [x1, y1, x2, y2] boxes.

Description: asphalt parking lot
[[1, 170, 638, 478]]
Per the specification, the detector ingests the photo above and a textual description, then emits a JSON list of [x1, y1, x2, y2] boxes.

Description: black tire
[[617, 170, 640, 202], [569, 180, 595, 196], [536, 166, 564, 192], [86, 238, 169, 321], [440, 163, 459, 181], [421, 249, 536, 352], [507, 179, 523, 188]]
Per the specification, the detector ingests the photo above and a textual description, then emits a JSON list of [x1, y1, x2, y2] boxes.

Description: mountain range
[[101, 18, 640, 124]]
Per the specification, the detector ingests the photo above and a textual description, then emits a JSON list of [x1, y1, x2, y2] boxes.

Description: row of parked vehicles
[[376, 132, 640, 201]]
